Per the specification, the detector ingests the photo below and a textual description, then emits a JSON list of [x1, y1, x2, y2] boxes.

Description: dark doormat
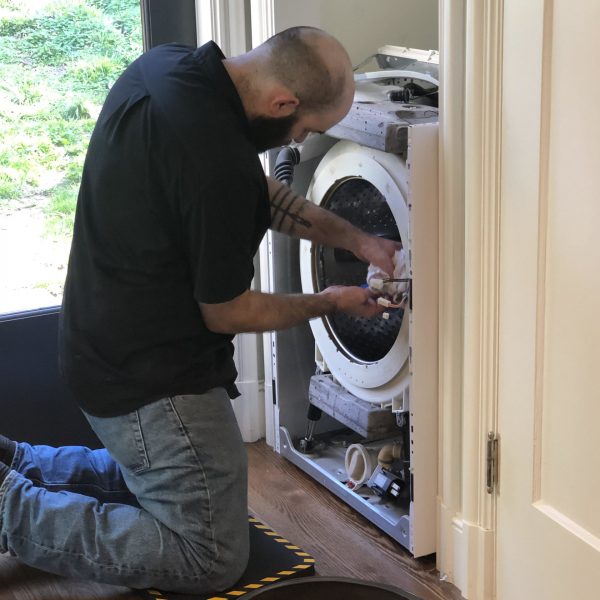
[[243, 576, 423, 599], [137, 517, 315, 600]]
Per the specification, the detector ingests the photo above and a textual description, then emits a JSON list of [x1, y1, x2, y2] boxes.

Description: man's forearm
[[266, 176, 401, 278], [267, 176, 363, 252], [200, 289, 336, 334], [199, 284, 384, 335]]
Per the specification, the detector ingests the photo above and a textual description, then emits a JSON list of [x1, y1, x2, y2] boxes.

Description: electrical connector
[[367, 465, 405, 500]]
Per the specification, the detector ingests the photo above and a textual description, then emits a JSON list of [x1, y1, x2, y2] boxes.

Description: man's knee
[[157, 528, 249, 595], [205, 524, 250, 591]]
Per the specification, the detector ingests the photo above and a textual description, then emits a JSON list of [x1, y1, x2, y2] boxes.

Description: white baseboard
[[438, 499, 495, 600]]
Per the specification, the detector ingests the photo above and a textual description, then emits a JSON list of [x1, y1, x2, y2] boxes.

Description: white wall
[[265, 0, 438, 63]]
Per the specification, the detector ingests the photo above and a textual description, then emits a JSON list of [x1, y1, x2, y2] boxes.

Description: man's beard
[[246, 113, 299, 152]]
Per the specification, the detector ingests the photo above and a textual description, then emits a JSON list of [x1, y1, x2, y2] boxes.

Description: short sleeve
[[182, 170, 266, 304]]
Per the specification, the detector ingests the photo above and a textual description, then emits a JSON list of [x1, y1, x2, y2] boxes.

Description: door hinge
[[486, 431, 499, 494]]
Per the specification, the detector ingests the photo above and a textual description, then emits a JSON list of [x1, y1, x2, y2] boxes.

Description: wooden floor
[[0, 440, 463, 600]]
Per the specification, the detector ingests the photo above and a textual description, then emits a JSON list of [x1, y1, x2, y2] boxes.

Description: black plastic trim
[[141, 0, 197, 50]]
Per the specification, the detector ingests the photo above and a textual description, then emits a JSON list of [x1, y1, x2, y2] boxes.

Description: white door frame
[[438, 0, 502, 598], [196, 0, 250, 55]]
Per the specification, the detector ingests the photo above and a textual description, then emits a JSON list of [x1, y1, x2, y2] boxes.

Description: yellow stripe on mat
[[274, 538, 289, 543], [244, 584, 263, 589], [226, 591, 247, 597], [261, 577, 280, 582], [207, 597, 228, 600], [277, 570, 296, 576]]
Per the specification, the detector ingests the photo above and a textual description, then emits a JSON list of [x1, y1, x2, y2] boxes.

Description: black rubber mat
[[243, 576, 423, 599], [137, 517, 315, 600]]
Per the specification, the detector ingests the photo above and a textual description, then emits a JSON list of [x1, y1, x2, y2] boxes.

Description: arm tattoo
[[270, 185, 313, 234]]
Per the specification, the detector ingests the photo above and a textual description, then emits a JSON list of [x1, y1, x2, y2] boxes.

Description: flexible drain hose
[[378, 443, 403, 469], [273, 146, 301, 186]]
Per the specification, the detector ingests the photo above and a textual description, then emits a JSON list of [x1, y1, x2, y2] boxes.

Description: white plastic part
[[344, 444, 379, 488], [391, 385, 410, 413], [300, 141, 411, 404], [370, 277, 385, 290], [314, 344, 328, 374]]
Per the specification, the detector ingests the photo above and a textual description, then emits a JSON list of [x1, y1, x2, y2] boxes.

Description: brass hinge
[[486, 432, 499, 494]]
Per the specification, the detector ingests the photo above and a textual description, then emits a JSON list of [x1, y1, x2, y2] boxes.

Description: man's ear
[[267, 88, 299, 118]]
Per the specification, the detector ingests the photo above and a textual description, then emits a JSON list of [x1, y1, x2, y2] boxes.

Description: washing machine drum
[[315, 177, 402, 363], [300, 141, 411, 405]]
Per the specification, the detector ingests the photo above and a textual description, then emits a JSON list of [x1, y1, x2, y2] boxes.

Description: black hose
[[273, 146, 301, 186]]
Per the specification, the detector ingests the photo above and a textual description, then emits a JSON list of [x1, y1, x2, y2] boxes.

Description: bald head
[[223, 27, 354, 150], [259, 26, 354, 114]]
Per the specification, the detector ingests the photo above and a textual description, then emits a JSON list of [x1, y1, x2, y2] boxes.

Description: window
[[0, 0, 143, 314]]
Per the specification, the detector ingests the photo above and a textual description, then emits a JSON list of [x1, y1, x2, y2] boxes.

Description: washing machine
[[262, 47, 439, 557]]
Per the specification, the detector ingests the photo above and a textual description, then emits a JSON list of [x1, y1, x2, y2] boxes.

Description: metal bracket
[[486, 431, 499, 494]]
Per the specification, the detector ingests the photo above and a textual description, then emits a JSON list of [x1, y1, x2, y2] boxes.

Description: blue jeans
[[0, 390, 249, 594]]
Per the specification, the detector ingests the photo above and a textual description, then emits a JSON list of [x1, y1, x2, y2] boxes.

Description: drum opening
[[314, 177, 404, 363]]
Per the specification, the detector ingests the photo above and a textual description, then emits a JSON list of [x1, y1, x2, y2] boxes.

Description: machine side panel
[[408, 123, 439, 556]]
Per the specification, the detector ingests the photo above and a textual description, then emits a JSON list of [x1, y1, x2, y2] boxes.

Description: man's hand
[[319, 285, 385, 319], [353, 233, 401, 278], [199, 286, 385, 335]]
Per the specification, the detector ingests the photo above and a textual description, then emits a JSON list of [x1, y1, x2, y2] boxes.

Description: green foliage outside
[[0, 0, 142, 237]]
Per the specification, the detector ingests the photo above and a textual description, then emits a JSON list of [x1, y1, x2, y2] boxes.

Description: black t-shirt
[[59, 42, 271, 417]]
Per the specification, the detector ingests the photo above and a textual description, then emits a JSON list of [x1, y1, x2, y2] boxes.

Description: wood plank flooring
[[247, 441, 463, 600], [0, 440, 463, 600]]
